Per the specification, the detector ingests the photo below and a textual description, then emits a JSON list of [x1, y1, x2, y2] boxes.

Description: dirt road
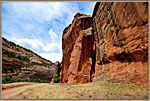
[[2, 84, 38, 99]]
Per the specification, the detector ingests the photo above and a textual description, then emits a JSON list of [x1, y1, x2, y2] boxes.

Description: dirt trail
[[2, 84, 38, 99]]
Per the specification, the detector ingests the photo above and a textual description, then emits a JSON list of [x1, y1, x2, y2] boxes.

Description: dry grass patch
[[11, 81, 148, 99]]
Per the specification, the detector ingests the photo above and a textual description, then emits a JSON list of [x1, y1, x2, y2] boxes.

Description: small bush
[[88, 95, 92, 97], [33, 79, 37, 82], [2, 49, 15, 58], [2, 79, 7, 84], [54, 74, 60, 83], [16, 56, 30, 62]]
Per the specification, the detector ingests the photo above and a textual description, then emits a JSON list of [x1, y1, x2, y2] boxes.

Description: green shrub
[[4, 75, 12, 82], [2, 79, 7, 84], [2, 75, 51, 84], [11, 78, 17, 83], [88, 95, 92, 97], [26, 80, 31, 82], [54, 74, 60, 83], [2, 49, 15, 58], [33, 79, 37, 82], [37, 78, 41, 82], [16, 56, 30, 62], [22, 57, 30, 62]]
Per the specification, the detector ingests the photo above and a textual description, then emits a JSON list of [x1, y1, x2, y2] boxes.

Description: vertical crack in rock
[[61, 13, 93, 83], [92, 2, 148, 88], [61, 2, 148, 88]]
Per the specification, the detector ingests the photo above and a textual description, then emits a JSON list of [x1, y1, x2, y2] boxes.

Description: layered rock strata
[[61, 2, 148, 87], [92, 2, 148, 87], [2, 37, 56, 81]]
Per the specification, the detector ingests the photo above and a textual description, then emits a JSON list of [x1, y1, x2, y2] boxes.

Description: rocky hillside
[[2, 37, 56, 81], [61, 2, 148, 88]]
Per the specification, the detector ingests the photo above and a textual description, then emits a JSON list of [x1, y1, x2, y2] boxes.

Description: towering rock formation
[[61, 2, 148, 87], [61, 13, 93, 83], [92, 2, 148, 87]]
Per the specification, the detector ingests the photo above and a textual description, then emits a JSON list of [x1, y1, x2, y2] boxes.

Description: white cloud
[[14, 37, 62, 63], [15, 38, 61, 52], [2, 2, 96, 62], [48, 29, 58, 40], [44, 42, 61, 52], [9, 2, 64, 22], [40, 52, 62, 63], [16, 38, 45, 51]]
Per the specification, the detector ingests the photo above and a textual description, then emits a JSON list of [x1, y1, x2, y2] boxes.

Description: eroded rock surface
[[2, 37, 56, 81], [92, 2, 148, 87], [61, 2, 148, 87], [61, 13, 93, 83]]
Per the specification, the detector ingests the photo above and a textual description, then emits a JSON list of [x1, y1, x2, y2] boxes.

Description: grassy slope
[[10, 81, 148, 99]]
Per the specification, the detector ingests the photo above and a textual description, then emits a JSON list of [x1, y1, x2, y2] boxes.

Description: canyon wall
[[92, 2, 148, 87], [61, 2, 148, 87], [2, 37, 56, 81]]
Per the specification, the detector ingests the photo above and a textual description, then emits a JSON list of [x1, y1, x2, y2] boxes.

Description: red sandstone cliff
[[61, 13, 93, 83], [61, 2, 148, 87], [92, 2, 148, 88]]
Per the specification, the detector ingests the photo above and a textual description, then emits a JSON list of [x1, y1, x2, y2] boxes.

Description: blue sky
[[2, 2, 96, 63]]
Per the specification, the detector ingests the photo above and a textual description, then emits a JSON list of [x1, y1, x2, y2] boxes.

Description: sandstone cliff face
[[92, 2, 148, 87], [61, 2, 148, 87], [61, 13, 93, 83], [2, 37, 56, 81]]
